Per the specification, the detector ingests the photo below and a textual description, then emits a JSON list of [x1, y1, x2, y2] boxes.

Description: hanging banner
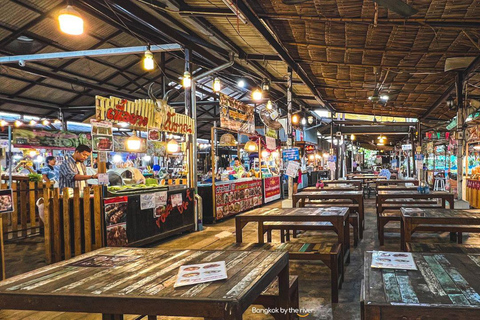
[[219, 93, 255, 134], [96, 96, 194, 134], [282, 148, 300, 161], [305, 145, 316, 154], [265, 128, 278, 139], [12, 129, 91, 150], [265, 136, 276, 150]]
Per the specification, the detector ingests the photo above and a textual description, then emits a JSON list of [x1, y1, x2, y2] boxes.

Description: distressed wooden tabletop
[[295, 190, 363, 196], [0, 247, 289, 318], [377, 185, 418, 191], [378, 190, 452, 196], [364, 252, 480, 309], [238, 207, 349, 218], [401, 208, 480, 219]]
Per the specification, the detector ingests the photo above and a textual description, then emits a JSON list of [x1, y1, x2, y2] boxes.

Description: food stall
[[199, 94, 263, 222], [95, 95, 196, 246]]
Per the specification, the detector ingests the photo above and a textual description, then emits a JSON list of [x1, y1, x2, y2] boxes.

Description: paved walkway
[[1, 198, 479, 319]]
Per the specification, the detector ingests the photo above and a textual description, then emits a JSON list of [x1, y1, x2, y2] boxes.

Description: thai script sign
[[219, 93, 255, 134]]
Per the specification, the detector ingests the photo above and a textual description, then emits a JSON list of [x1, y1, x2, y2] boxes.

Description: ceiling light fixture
[[58, 5, 84, 35], [143, 48, 154, 70], [301, 117, 307, 126], [292, 114, 299, 124], [238, 79, 245, 88], [266, 100, 273, 110], [182, 71, 191, 88], [213, 77, 221, 92], [167, 139, 179, 153], [252, 88, 263, 101]]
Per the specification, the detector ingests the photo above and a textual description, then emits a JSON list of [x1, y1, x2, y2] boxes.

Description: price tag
[[97, 173, 109, 185]]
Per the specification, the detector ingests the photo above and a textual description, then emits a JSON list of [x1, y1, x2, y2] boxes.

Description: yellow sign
[[95, 96, 194, 134]]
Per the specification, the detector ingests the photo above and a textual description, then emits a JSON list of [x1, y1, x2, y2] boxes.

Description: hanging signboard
[[265, 128, 278, 139], [265, 136, 276, 150], [91, 120, 114, 152], [402, 144, 412, 151], [219, 93, 255, 134], [305, 145, 316, 154], [282, 148, 300, 161], [12, 129, 91, 150], [95, 96, 194, 134]]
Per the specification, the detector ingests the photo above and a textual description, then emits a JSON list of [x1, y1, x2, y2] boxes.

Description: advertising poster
[[104, 197, 128, 247], [92, 135, 113, 152], [286, 161, 300, 178], [215, 179, 262, 219], [174, 261, 227, 288], [0, 189, 14, 214], [264, 176, 281, 203], [265, 136, 276, 150], [12, 129, 91, 150], [153, 191, 168, 218], [219, 93, 255, 134]]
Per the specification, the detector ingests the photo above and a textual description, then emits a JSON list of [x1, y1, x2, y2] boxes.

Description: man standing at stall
[[59, 145, 98, 190]]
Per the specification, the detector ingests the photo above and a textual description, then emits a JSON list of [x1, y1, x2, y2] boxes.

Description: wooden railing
[[1, 181, 51, 240], [43, 186, 104, 264]]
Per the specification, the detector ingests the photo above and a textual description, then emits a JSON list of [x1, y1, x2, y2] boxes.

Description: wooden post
[[0, 216, 4, 280], [83, 186, 92, 253], [73, 188, 81, 257], [52, 188, 61, 262], [29, 181, 36, 232], [93, 185, 103, 249], [63, 189, 71, 260], [43, 187, 52, 264], [11, 182, 18, 239], [20, 181, 27, 237]]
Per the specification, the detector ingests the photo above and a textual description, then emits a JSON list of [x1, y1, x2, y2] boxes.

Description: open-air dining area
[[2, 0, 480, 319]]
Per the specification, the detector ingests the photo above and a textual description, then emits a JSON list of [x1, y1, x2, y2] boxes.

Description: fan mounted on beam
[[281, 0, 418, 17]]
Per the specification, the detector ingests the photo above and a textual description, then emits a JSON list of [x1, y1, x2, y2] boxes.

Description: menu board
[[264, 176, 281, 203], [12, 129, 91, 150], [104, 197, 128, 247], [219, 93, 255, 134], [215, 179, 262, 219]]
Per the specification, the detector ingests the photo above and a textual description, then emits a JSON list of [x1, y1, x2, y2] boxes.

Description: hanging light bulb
[[244, 140, 258, 152], [252, 88, 263, 101], [261, 79, 270, 92], [292, 114, 299, 124], [261, 150, 270, 158], [182, 71, 192, 88], [167, 139, 179, 153], [113, 154, 123, 163], [213, 77, 221, 92], [350, 134, 355, 141], [0, 120, 8, 127], [53, 119, 61, 124], [126, 132, 142, 151], [143, 155, 152, 162], [301, 117, 307, 125], [307, 116, 314, 124], [14, 120, 22, 127], [238, 79, 245, 88], [143, 49, 154, 70], [29, 119, 37, 126], [266, 100, 273, 110], [58, 5, 84, 35], [42, 119, 50, 126]]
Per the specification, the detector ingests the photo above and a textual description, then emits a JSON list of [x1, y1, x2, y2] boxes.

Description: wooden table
[[400, 208, 480, 251], [292, 190, 364, 238], [235, 207, 350, 262], [362, 252, 480, 319], [318, 180, 363, 190], [303, 185, 357, 192], [376, 191, 454, 215], [0, 247, 290, 320], [375, 179, 418, 187], [377, 185, 419, 192]]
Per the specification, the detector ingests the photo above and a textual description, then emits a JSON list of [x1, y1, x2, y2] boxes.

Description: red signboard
[[305, 145, 316, 154], [215, 179, 262, 219], [263, 176, 281, 203]]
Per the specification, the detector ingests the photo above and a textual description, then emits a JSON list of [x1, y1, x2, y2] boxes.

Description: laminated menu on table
[[370, 251, 417, 270], [174, 261, 227, 288]]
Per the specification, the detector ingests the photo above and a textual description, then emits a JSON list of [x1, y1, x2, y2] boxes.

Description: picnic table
[[292, 190, 364, 238], [376, 191, 454, 214], [0, 247, 290, 320], [377, 185, 419, 192], [362, 252, 480, 319], [400, 208, 480, 251], [317, 180, 363, 190], [235, 207, 350, 262], [375, 179, 418, 187], [303, 185, 357, 192]]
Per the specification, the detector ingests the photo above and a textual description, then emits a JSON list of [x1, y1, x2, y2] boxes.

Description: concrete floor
[[1, 198, 478, 319]]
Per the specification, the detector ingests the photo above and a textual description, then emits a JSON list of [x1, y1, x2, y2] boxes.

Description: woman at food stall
[[41, 156, 58, 183], [232, 157, 245, 179]]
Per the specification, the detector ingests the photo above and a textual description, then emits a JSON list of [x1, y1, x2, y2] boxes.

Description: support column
[[457, 71, 465, 200], [286, 68, 293, 202], [411, 128, 416, 178], [184, 49, 195, 191]]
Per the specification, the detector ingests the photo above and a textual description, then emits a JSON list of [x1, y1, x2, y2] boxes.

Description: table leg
[[277, 263, 290, 320], [358, 196, 364, 239], [235, 218, 245, 243], [102, 314, 123, 320], [338, 216, 350, 264], [292, 196, 297, 208], [258, 222, 264, 244], [403, 218, 413, 252]]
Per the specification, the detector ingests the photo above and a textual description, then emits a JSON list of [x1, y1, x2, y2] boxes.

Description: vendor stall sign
[[0, 189, 14, 214], [265, 128, 278, 139], [96, 96, 194, 134], [286, 161, 300, 178], [402, 144, 412, 151], [215, 179, 262, 219], [148, 129, 161, 141], [282, 148, 300, 161], [305, 145, 316, 154], [155, 189, 194, 227], [264, 176, 281, 203], [219, 93, 255, 134], [104, 197, 128, 247], [12, 129, 91, 150]]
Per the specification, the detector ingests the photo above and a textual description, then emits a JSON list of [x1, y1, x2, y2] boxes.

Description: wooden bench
[[206, 242, 343, 303], [264, 219, 359, 247], [377, 204, 445, 246], [301, 202, 360, 246], [253, 276, 299, 320], [406, 242, 480, 254]]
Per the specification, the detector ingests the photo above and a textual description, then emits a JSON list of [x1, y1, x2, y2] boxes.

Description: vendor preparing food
[[232, 157, 245, 179]]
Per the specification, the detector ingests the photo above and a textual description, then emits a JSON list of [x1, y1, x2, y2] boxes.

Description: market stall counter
[[104, 185, 195, 247], [198, 177, 263, 223]]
